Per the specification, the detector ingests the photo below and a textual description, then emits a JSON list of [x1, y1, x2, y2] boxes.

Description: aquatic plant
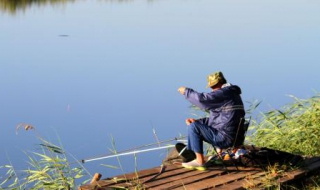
[[246, 92, 320, 190], [0, 127, 90, 190], [247, 93, 320, 156]]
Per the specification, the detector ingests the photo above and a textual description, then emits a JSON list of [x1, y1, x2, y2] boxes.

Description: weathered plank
[[145, 167, 227, 189], [278, 157, 320, 183], [80, 165, 181, 190], [213, 171, 267, 190], [172, 169, 262, 190], [79, 157, 320, 190], [110, 165, 191, 189], [226, 157, 320, 189]]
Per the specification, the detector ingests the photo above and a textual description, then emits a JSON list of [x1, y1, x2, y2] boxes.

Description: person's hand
[[178, 86, 186, 95], [185, 118, 196, 125]]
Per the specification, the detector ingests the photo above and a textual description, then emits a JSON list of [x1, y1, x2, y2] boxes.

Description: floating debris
[[15, 123, 35, 134]]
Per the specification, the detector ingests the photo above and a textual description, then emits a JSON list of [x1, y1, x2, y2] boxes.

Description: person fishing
[[177, 71, 245, 169]]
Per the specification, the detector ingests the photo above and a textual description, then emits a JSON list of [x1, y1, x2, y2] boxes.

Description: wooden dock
[[79, 156, 320, 190]]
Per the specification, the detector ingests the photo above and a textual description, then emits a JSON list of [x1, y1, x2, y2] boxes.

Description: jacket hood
[[223, 85, 242, 95]]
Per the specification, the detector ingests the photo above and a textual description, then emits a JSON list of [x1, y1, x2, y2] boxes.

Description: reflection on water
[[0, 0, 134, 14], [0, 0, 73, 14]]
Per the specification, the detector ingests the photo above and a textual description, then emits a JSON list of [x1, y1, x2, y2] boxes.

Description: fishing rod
[[82, 144, 175, 163], [81, 136, 187, 164]]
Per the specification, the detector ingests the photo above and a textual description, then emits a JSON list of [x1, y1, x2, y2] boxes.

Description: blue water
[[0, 0, 319, 184]]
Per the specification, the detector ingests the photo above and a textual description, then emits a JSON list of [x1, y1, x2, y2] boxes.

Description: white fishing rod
[[81, 136, 187, 163], [82, 144, 175, 163]]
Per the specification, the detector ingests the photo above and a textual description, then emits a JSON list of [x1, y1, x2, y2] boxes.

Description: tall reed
[[246, 93, 320, 189], [0, 129, 90, 190], [247, 93, 320, 156]]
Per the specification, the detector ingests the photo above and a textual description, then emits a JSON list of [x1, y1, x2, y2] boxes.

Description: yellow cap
[[206, 71, 227, 88]]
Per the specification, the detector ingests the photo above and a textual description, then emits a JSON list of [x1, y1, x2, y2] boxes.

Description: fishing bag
[[240, 146, 303, 168]]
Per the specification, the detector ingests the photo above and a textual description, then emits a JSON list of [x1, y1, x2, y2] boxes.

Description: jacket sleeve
[[184, 88, 221, 110], [196, 117, 209, 125]]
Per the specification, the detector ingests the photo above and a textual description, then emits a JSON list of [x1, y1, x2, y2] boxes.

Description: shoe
[[182, 159, 206, 171], [175, 143, 196, 162]]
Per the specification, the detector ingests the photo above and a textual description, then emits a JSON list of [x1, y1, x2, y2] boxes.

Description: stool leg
[[227, 148, 239, 170], [213, 147, 229, 172]]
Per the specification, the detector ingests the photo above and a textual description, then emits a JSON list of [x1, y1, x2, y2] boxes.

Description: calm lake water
[[1, 0, 319, 183]]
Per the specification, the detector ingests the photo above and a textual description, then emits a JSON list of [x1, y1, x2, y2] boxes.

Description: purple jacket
[[184, 85, 245, 147]]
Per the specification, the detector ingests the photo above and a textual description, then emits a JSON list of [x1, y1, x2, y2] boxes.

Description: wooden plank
[[107, 166, 192, 189], [79, 157, 320, 190], [173, 169, 262, 190], [108, 165, 218, 189], [84, 168, 260, 190], [237, 157, 320, 189], [79, 165, 178, 190], [144, 167, 200, 184], [145, 167, 227, 189], [112, 164, 181, 180], [145, 166, 262, 189], [99, 164, 183, 189], [80, 165, 262, 190], [213, 171, 267, 190], [278, 157, 320, 183]]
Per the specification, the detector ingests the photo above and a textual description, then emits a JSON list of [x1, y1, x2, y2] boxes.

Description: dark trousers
[[187, 121, 231, 154]]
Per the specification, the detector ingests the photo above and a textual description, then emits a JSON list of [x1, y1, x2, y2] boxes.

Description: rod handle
[[90, 173, 102, 184]]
